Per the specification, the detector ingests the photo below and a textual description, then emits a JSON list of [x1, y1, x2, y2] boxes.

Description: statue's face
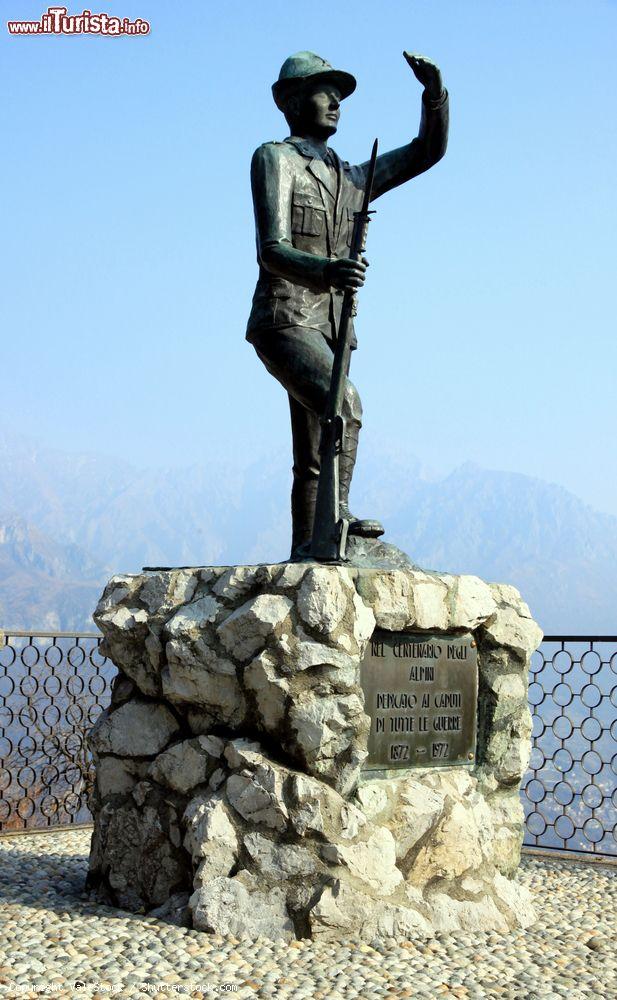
[[293, 82, 341, 137]]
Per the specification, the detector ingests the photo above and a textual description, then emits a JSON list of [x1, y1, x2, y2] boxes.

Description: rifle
[[310, 138, 379, 562]]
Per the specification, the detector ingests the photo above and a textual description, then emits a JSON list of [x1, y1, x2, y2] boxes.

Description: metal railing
[[0, 631, 115, 833], [0, 630, 616, 859], [521, 636, 617, 859]]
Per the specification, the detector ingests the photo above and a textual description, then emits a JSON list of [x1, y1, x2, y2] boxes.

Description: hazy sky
[[2, 1, 616, 513]]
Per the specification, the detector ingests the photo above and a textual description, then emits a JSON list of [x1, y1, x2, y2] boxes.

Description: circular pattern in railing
[[0, 633, 115, 832], [20, 645, 40, 668], [17, 796, 35, 820], [67, 674, 85, 698], [582, 783, 603, 809], [64, 792, 82, 815], [42, 674, 62, 697], [583, 818, 604, 844], [581, 750, 602, 775], [41, 763, 60, 787], [0, 646, 17, 668], [88, 674, 107, 697], [554, 814, 575, 841], [42, 733, 61, 758], [0, 705, 14, 729], [64, 762, 84, 787], [16, 765, 36, 790], [552, 715, 573, 740], [522, 638, 617, 857], [44, 645, 63, 668], [554, 781, 574, 806], [18, 705, 37, 728], [41, 794, 59, 818], [19, 675, 38, 698], [66, 703, 85, 727], [581, 716, 602, 741], [67, 646, 86, 668], [525, 778, 545, 803], [532, 715, 545, 738], [42, 704, 62, 729], [89, 646, 107, 669], [65, 733, 83, 758], [554, 748, 573, 773], [87, 703, 104, 725], [17, 734, 36, 758], [552, 649, 573, 674], [527, 811, 547, 836], [0, 673, 15, 698], [581, 650, 602, 675], [581, 684, 602, 708]]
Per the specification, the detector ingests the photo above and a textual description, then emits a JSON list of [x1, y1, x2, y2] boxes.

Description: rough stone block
[[87, 559, 541, 940]]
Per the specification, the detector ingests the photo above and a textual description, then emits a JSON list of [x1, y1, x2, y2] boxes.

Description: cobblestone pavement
[[0, 829, 614, 1000]]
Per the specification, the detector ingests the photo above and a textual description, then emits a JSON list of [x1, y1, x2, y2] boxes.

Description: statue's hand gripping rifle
[[310, 139, 379, 562]]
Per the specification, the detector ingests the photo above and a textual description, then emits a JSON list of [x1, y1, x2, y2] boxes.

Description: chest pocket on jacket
[[292, 193, 325, 237], [345, 206, 356, 248]]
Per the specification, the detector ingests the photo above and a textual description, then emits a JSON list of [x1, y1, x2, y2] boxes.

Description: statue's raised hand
[[403, 52, 443, 101]]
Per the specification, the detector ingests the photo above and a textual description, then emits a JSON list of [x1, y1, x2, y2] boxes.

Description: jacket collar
[[285, 136, 338, 199]]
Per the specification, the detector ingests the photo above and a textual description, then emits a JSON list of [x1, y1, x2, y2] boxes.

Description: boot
[[290, 476, 318, 561], [338, 422, 384, 538]]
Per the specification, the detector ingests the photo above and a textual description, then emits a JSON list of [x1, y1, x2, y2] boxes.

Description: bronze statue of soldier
[[247, 51, 449, 561]]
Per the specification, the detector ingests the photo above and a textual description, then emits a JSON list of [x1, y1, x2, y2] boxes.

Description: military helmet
[[272, 51, 356, 110]]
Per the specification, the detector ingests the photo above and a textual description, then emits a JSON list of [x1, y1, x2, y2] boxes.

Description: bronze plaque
[[360, 630, 478, 770]]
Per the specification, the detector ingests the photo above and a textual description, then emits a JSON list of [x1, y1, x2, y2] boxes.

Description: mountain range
[[1, 427, 615, 634]]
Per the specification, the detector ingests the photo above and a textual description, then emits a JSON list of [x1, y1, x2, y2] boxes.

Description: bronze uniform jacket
[[246, 89, 449, 348]]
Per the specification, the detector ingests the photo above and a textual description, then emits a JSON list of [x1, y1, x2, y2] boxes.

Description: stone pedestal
[[86, 560, 542, 939]]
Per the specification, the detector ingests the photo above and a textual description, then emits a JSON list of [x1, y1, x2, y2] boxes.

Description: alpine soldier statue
[[246, 51, 448, 561]]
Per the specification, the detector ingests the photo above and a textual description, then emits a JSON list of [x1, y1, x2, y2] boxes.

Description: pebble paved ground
[[0, 829, 614, 1000]]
